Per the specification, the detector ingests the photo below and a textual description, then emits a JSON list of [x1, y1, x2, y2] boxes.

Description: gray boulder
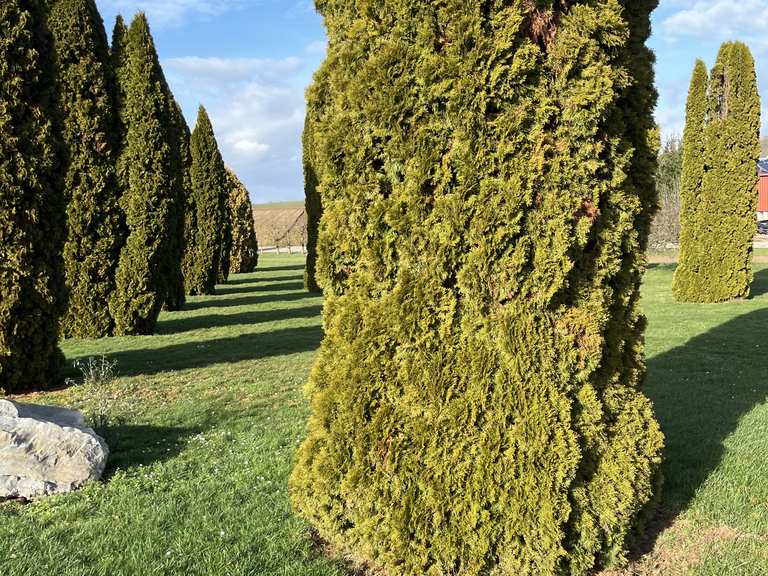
[[0, 399, 109, 500]]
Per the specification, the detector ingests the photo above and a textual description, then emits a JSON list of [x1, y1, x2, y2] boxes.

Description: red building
[[759, 159, 768, 221]]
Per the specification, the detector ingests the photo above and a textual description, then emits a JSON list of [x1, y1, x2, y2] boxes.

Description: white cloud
[[97, 0, 244, 26], [165, 55, 314, 203], [662, 0, 768, 42], [166, 57, 303, 82]]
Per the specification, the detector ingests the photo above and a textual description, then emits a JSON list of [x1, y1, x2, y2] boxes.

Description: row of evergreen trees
[[0, 0, 258, 394], [293, 1, 663, 574], [674, 42, 761, 303]]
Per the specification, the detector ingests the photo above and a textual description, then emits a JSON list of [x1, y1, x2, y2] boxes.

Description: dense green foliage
[[218, 196, 233, 284], [185, 106, 228, 295], [302, 67, 326, 293], [163, 98, 189, 311], [227, 169, 259, 275], [672, 61, 708, 299], [49, 0, 124, 338], [674, 45, 761, 302], [0, 0, 67, 393], [110, 13, 176, 335], [290, 2, 663, 574]]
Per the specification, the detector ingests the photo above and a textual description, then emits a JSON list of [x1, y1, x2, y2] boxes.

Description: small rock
[[0, 399, 109, 500]]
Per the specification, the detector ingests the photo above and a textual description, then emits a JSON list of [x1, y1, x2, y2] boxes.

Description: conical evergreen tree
[[163, 97, 189, 310], [110, 15, 127, 157], [0, 0, 67, 393], [48, 0, 124, 338], [110, 13, 175, 335], [290, 2, 663, 574], [674, 43, 760, 302], [226, 169, 259, 275], [673, 60, 708, 301], [217, 193, 232, 284], [185, 106, 228, 295], [179, 107, 198, 295], [302, 66, 326, 293]]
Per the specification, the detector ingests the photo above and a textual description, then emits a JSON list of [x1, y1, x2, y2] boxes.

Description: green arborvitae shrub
[[185, 106, 228, 295], [179, 106, 198, 295], [672, 60, 708, 300], [290, 2, 664, 575], [217, 188, 232, 284], [0, 0, 67, 393], [677, 43, 760, 302], [49, 0, 124, 338], [226, 169, 259, 274], [110, 13, 175, 335], [163, 97, 189, 311], [303, 64, 328, 292]]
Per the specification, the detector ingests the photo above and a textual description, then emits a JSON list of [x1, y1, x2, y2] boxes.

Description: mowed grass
[[1, 255, 767, 575]]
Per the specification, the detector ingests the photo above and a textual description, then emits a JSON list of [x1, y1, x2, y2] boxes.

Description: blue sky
[[94, 1, 768, 204]]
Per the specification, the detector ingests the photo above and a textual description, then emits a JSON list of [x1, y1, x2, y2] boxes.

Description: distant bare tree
[[649, 136, 683, 250]]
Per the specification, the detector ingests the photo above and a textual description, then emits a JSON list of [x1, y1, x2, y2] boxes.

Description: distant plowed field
[[252, 202, 307, 253]]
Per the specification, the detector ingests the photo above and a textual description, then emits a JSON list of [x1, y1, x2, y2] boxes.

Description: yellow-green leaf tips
[[290, 1, 664, 574]]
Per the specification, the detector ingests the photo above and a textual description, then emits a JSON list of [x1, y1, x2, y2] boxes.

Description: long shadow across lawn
[[97, 324, 324, 377], [641, 307, 768, 548], [214, 280, 306, 296], [157, 305, 323, 335], [750, 266, 768, 297], [100, 423, 203, 474], [183, 291, 314, 311]]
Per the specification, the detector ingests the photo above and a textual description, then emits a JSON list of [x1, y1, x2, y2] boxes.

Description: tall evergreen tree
[[110, 13, 175, 335], [185, 106, 228, 295], [179, 106, 198, 295], [0, 0, 67, 393], [163, 97, 189, 310], [110, 15, 127, 158], [290, 2, 663, 575], [217, 191, 232, 284], [303, 61, 329, 292], [672, 60, 708, 300], [302, 110, 322, 292], [48, 0, 124, 338], [674, 43, 760, 302], [226, 169, 259, 275]]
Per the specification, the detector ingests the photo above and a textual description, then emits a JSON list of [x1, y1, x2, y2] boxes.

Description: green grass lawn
[[2, 255, 768, 575]]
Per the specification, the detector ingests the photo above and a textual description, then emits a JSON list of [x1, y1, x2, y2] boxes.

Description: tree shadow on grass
[[91, 324, 324, 377], [750, 267, 768, 298], [157, 305, 323, 335], [256, 264, 305, 272], [214, 280, 306, 296], [100, 423, 204, 474], [637, 308, 768, 554], [183, 291, 316, 311]]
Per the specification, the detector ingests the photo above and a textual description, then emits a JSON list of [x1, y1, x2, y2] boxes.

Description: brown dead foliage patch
[[524, 0, 570, 51]]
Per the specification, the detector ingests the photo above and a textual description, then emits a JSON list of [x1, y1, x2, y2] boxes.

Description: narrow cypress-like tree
[[217, 192, 232, 284], [303, 65, 327, 292], [226, 169, 259, 275], [672, 60, 708, 300], [674, 44, 760, 302], [180, 107, 198, 294], [163, 98, 189, 310], [48, 0, 124, 338], [185, 106, 228, 295], [290, 2, 663, 575], [0, 0, 67, 393], [110, 13, 175, 335]]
